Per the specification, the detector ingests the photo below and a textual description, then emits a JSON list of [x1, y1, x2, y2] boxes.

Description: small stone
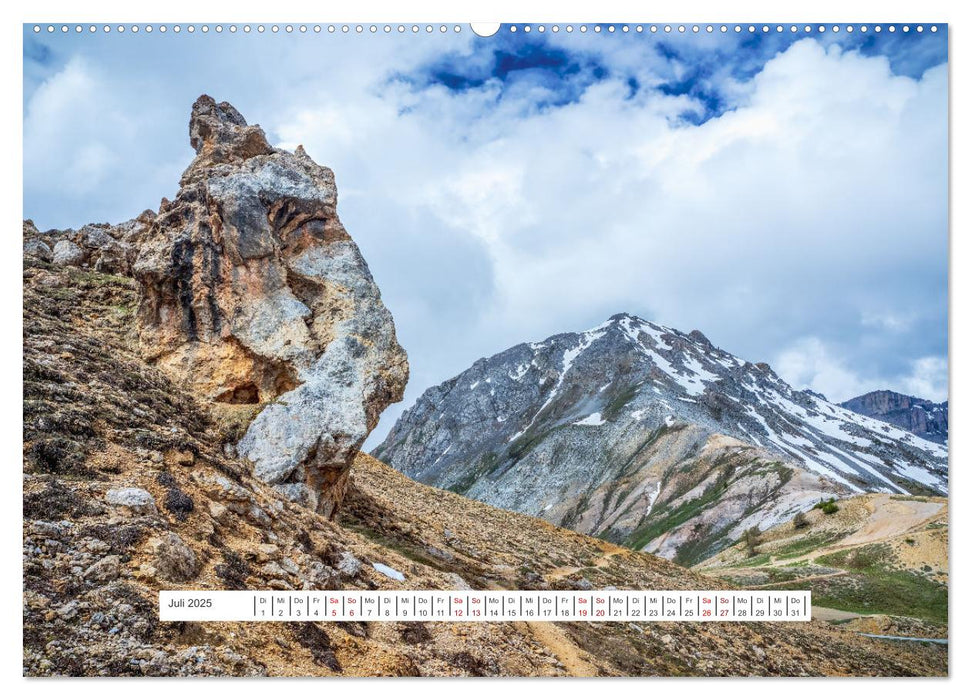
[[300, 560, 340, 590], [57, 601, 78, 620], [336, 552, 362, 577], [105, 487, 158, 516], [208, 501, 230, 524], [446, 573, 472, 590], [152, 533, 199, 582], [260, 562, 289, 579], [279, 558, 300, 575], [256, 543, 280, 562], [246, 505, 271, 526], [83, 555, 121, 583]]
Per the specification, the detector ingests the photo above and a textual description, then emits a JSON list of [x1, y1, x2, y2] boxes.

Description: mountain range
[[375, 314, 947, 565]]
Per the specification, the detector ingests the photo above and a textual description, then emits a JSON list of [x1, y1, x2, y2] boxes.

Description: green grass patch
[[730, 553, 770, 568], [770, 532, 845, 560], [797, 543, 949, 624]]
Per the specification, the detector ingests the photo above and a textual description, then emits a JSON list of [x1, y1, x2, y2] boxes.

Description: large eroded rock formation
[[134, 95, 408, 516]]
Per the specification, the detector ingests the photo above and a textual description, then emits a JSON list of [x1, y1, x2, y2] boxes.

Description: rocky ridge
[[376, 314, 948, 564], [841, 390, 948, 446]]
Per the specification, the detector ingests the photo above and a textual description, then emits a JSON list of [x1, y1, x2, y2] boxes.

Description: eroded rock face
[[134, 96, 408, 516]]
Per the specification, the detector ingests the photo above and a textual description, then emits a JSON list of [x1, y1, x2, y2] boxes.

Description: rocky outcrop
[[376, 313, 948, 563], [23, 213, 154, 274], [133, 96, 408, 516], [842, 390, 948, 445]]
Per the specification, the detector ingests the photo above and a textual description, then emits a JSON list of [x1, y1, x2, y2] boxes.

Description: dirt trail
[[545, 543, 629, 581], [523, 542, 629, 675], [753, 570, 848, 589], [812, 606, 862, 622], [525, 621, 600, 676]]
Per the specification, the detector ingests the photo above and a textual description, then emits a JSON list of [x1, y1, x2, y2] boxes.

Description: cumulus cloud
[[774, 336, 947, 403], [23, 56, 189, 223], [22, 29, 948, 442], [898, 357, 949, 402]]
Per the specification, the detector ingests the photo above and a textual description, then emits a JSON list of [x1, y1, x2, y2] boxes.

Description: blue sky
[[23, 24, 949, 442]]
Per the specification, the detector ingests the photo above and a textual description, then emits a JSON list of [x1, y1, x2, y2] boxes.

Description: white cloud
[[22, 34, 948, 441], [24, 57, 188, 224], [773, 337, 873, 402], [774, 336, 947, 403], [898, 356, 948, 402]]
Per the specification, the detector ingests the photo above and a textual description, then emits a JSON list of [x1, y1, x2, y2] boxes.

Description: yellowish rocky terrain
[[698, 494, 948, 637]]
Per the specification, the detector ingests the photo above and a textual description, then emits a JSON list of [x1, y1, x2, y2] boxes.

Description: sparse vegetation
[[742, 526, 762, 558], [814, 497, 839, 515], [808, 544, 948, 625]]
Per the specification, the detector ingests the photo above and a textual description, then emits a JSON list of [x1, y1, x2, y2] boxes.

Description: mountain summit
[[375, 314, 947, 564]]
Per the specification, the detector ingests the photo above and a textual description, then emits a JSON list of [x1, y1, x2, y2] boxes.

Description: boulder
[[336, 551, 362, 577], [79, 224, 132, 274], [134, 96, 408, 517], [52, 239, 84, 267], [24, 238, 53, 263]]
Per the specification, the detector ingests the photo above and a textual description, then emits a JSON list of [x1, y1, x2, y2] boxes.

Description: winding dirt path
[[525, 621, 600, 676], [545, 543, 629, 581], [519, 543, 630, 676], [751, 570, 848, 589]]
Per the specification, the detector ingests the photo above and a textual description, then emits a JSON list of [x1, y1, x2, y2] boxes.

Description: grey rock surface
[[24, 238, 52, 263], [841, 390, 948, 445], [52, 239, 84, 267], [105, 487, 157, 515]]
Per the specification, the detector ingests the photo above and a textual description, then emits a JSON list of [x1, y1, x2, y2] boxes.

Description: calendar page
[[21, 14, 949, 680]]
